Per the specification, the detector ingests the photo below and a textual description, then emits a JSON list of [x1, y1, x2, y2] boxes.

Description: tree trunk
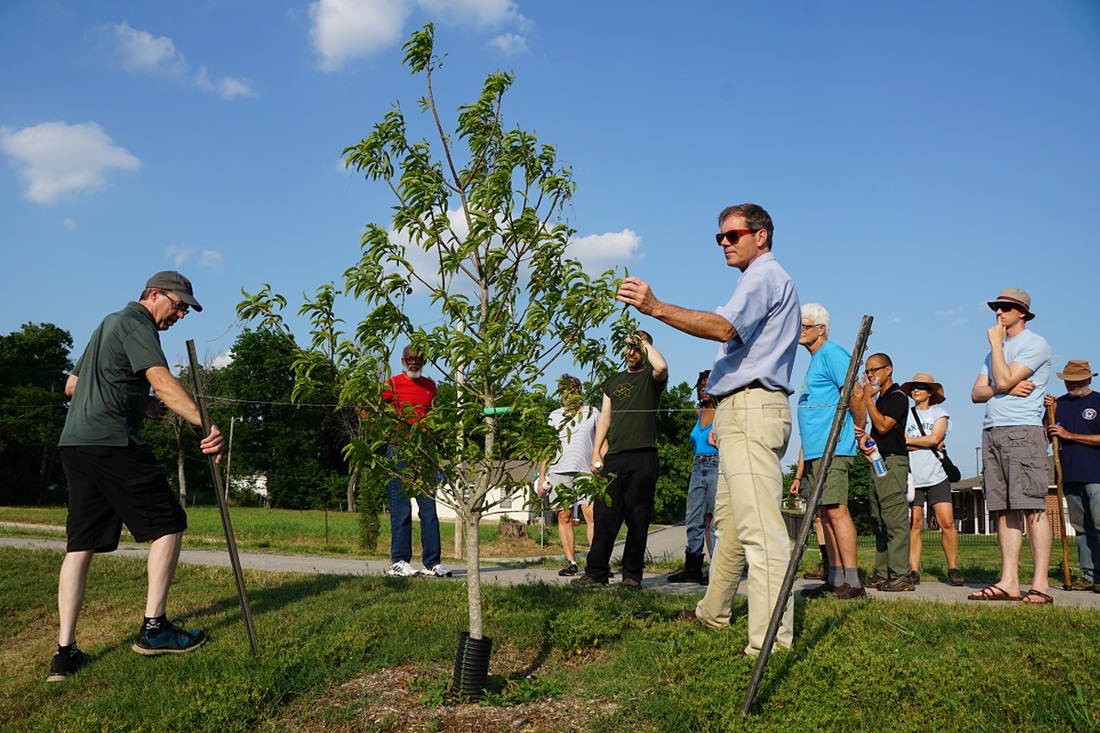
[[465, 511, 483, 639], [346, 470, 358, 512]]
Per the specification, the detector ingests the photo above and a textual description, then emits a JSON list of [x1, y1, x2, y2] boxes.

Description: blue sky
[[2, 1, 1098, 471]]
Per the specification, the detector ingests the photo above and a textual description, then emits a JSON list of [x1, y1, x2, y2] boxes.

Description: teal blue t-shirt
[[59, 302, 169, 447], [797, 340, 857, 460]]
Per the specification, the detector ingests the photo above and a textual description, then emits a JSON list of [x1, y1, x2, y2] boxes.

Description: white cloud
[[210, 352, 234, 368], [164, 245, 192, 268], [309, 0, 412, 71], [567, 229, 643, 272], [194, 66, 258, 100], [417, 0, 529, 30], [101, 22, 256, 100], [953, 318, 969, 326], [486, 33, 526, 55], [103, 21, 188, 78], [62, 218, 77, 230], [199, 250, 225, 270], [0, 121, 141, 204], [309, 0, 531, 70]]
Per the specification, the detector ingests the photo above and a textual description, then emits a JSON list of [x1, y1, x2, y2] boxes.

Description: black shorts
[[61, 443, 188, 552]]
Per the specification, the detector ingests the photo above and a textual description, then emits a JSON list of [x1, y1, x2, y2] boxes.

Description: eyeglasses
[[801, 323, 824, 331], [909, 383, 931, 392], [993, 304, 1021, 314], [162, 291, 189, 316], [715, 229, 755, 245], [864, 365, 888, 376]]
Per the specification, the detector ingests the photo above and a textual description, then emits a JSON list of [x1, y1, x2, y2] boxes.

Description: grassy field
[[2, 504, 1098, 732], [0, 505, 592, 562], [2, 544, 1099, 732]]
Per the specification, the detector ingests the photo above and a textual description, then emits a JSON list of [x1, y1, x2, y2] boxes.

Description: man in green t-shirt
[[573, 332, 668, 589], [49, 271, 224, 683]]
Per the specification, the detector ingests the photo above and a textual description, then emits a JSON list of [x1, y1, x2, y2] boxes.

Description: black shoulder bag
[[911, 407, 962, 483]]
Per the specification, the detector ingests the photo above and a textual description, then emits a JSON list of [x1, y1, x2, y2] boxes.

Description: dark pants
[[584, 448, 659, 583]]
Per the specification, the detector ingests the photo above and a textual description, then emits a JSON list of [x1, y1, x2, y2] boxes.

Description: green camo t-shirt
[[602, 368, 667, 453], [59, 302, 169, 447]]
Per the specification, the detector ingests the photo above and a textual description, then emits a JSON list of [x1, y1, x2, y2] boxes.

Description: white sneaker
[[421, 564, 452, 577], [385, 560, 419, 577]]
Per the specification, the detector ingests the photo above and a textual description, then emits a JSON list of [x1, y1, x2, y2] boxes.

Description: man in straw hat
[[1044, 360, 1100, 593], [901, 372, 964, 586], [50, 271, 224, 682], [970, 288, 1053, 603]]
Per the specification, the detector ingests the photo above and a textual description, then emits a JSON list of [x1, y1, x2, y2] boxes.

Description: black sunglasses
[[715, 229, 755, 245], [909, 383, 932, 392]]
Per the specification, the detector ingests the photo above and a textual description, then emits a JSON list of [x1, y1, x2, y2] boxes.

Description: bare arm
[[617, 277, 736, 342], [590, 394, 612, 472], [65, 374, 78, 397], [906, 416, 948, 449], [145, 366, 224, 459], [1046, 398, 1100, 445], [848, 385, 866, 429], [790, 449, 805, 496], [641, 339, 669, 383], [861, 377, 897, 435]]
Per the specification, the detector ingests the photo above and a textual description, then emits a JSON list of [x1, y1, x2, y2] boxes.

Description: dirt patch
[[266, 645, 615, 733]]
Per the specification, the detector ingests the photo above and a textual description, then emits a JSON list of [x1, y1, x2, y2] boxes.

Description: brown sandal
[[1020, 589, 1054, 604], [967, 584, 1021, 601]]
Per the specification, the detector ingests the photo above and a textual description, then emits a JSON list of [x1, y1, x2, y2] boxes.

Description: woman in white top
[[901, 373, 964, 587]]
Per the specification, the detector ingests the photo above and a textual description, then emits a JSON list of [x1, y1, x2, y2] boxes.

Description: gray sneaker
[[558, 561, 579, 576], [385, 560, 419, 577], [421, 564, 452, 577]]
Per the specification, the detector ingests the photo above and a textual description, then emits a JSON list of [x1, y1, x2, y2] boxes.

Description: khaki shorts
[[804, 455, 853, 506], [981, 425, 1049, 512]]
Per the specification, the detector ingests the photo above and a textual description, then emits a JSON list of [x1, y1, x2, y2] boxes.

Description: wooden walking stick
[[187, 341, 260, 656], [1047, 401, 1073, 591]]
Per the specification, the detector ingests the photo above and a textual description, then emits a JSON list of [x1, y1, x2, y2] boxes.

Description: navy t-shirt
[[1054, 390, 1100, 483]]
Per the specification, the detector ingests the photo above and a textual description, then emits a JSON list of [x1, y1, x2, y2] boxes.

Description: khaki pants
[[695, 387, 793, 655]]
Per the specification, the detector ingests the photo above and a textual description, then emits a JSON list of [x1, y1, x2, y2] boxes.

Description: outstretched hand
[[616, 277, 660, 315]]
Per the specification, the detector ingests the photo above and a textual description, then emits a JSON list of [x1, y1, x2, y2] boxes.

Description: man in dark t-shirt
[[860, 352, 913, 591], [573, 332, 668, 588], [50, 271, 224, 683]]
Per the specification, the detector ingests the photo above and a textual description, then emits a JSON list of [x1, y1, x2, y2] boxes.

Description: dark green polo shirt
[[59, 302, 169, 447]]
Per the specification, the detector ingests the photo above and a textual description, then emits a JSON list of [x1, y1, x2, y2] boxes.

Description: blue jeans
[[1064, 482, 1100, 583], [685, 454, 718, 555], [387, 445, 441, 568]]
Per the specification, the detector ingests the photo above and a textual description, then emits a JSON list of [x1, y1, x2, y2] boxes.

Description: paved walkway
[[3, 523, 1099, 608]]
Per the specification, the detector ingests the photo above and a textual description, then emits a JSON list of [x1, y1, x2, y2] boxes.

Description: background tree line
[[0, 322, 709, 526]]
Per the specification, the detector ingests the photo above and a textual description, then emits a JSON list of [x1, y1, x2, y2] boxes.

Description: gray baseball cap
[[146, 271, 203, 312]]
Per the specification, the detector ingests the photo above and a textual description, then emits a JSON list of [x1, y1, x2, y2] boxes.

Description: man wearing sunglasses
[[50, 271, 224, 682], [970, 288, 1052, 603], [614, 203, 799, 657]]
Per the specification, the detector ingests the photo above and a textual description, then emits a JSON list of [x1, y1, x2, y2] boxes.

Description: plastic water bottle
[[866, 439, 887, 477]]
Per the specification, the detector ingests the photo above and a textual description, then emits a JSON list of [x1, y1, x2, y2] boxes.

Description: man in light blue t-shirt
[[794, 303, 866, 600], [970, 288, 1053, 604]]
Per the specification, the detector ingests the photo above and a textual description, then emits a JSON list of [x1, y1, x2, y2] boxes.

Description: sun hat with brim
[[900, 373, 945, 405], [146, 271, 202, 312], [986, 287, 1034, 321], [1056, 360, 1097, 381]]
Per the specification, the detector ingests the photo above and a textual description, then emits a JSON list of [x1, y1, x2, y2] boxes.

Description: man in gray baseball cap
[[145, 270, 203, 312], [49, 270, 223, 682]]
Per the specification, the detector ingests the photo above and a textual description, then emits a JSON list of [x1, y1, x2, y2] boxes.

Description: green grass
[[0, 505, 591, 559], [4, 544, 1100, 732]]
